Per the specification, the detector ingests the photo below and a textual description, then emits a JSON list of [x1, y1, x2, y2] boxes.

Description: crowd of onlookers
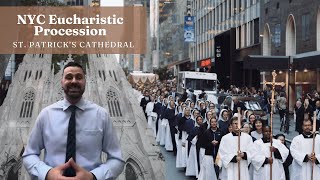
[[132, 79, 320, 180]]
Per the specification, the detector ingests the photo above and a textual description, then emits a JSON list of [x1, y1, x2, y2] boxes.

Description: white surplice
[[159, 118, 166, 146], [162, 118, 173, 151], [198, 155, 217, 180], [176, 131, 188, 168], [146, 102, 157, 137], [290, 134, 320, 180], [156, 117, 163, 144], [251, 139, 289, 180], [186, 136, 199, 177], [219, 132, 254, 180]]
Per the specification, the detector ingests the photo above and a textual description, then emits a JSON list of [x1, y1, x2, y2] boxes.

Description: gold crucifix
[[263, 71, 285, 180], [263, 71, 286, 113]]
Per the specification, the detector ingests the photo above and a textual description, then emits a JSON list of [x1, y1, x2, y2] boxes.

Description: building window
[[20, 90, 35, 118], [276, 2, 279, 9], [98, 70, 101, 78], [254, 18, 260, 44], [106, 88, 122, 117], [125, 164, 137, 180], [265, 8, 268, 15], [302, 13, 310, 41], [24, 71, 27, 82], [102, 70, 106, 81], [274, 24, 281, 47], [113, 71, 117, 82]]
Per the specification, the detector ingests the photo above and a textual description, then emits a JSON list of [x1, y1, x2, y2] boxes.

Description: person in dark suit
[[187, 89, 196, 103], [180, 88, 188, 102], [198, 89, 206, 100], [169, 87, 180, 100], [294, 100, 304, 134], [140, 90, 151, 119], [232, 97, 247, 114]]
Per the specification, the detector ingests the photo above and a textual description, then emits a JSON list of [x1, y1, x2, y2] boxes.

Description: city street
[[160, 113, 298, 179], [271, 114, 298, 144]]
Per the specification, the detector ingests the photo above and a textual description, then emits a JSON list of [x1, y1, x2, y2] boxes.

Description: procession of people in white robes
[[138, 87, 320, 180]]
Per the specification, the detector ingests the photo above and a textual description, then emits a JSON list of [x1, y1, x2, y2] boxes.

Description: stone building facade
[[246, 0, 320, 111], [0, 54, 164, 180]]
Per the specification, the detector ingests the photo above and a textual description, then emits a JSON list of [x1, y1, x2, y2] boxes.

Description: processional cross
[[263, 71, 285, 180]]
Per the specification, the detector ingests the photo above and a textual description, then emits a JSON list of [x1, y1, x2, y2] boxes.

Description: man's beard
[[303, 131, 312, 135], [64, 84, 84, 99]]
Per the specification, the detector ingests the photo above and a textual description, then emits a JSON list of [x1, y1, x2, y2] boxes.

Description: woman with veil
[[145, 94, 157, 137], [156, 98, 168, 145], [176, 107, 193, 168], [185, 115, 204, 178], [163, 98, 177, 153]]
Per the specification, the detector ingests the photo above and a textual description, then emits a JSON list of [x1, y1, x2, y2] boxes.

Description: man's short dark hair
[[229, 117, 238, 126], [303, 118, 313, 125], [63, 62, 85, 74]]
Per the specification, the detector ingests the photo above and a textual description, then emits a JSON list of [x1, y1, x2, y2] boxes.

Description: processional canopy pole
[[263, 71, 285, 180]]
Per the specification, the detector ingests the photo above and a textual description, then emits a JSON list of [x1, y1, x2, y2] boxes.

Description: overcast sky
[[100, 0, 124, 6]]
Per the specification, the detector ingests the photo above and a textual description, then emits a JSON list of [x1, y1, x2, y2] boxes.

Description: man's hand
[[309, 153, 316, 163], [236, 155, 242, 162], [211, 140, 219, 146], [270, 146, 277, 152], [68, 158, 95, 180], [45, 158, 94, 180], [236, 151, 244, 162], [46, 162, 75, 180], [268, 157, 273, 164]]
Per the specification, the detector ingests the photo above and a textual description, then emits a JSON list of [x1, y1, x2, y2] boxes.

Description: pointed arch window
[[35, 71, 38, 80], [98, 70, 102, 78], [106, 88, 122, 117], [125, 159, 145, 180], [20, 90, 35, 118], [24, 71, 28, 82], [113, 70, 117, 82], [102, 70, 106, 81]]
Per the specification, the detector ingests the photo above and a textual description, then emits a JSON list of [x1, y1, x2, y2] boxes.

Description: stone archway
[[286, 14, 296, 56], [124, 158, 145, 180], [263, 23, 271, 56]]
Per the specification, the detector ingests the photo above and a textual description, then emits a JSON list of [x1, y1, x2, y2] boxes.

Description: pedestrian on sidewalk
[[294, 100, 304, 134]]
